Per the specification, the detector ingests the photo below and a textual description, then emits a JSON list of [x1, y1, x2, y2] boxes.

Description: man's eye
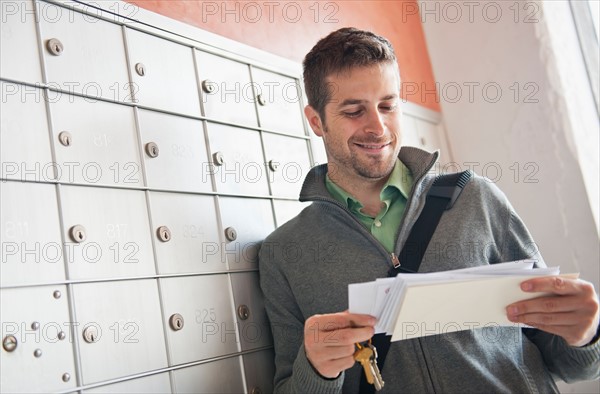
[[344, 110, 362, 117], [380, 105, 397, 112]]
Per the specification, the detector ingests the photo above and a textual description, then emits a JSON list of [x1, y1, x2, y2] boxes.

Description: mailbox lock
[[202, 79, 216, 94], [251, 387, 262, 394], [257, 94, 267, 106], [224, 227, 237, 242], [53, 290, 62, 299], [69, 225, 87, 243], [268, 160, 279, 172], [58, 331, 66, 341], [62, 373, 71, 383], [82, 326, 99, 343], [237, 304, 250, 321], [135, 62, 146, 76], [169, 313, 184, 331], [46, 38, 64, 56], [34, 349, 42, 358], [2, 335, 17, 352], [145, 142, 159, 158], [213, 151, 224, 166], [157, 226, 171, 242], [58, 131, 72, 147]]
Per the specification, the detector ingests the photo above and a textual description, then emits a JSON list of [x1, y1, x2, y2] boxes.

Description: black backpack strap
[[359, 171, 472, 394], [392, 170, 472, 275]]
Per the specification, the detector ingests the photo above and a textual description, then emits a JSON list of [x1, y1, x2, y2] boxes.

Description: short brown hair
[[302, 27, 398, 119]]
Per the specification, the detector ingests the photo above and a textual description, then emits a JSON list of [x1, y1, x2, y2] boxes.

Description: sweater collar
[[299, 146, 439, 203]]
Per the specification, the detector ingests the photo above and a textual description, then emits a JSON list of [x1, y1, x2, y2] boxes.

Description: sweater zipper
[[309, 196, 396, 266], [305, 154, 439, 269]]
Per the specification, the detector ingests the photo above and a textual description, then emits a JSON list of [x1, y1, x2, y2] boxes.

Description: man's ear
[[304, 105, 325, 137]]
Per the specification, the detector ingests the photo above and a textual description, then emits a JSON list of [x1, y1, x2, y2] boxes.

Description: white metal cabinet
[[243, 349, 275, 394], [83, 372, 171, 393], [126, 28, 201, 117], [0, 285, 76, 393], [39, 4, 131, 102], [252, 67, 305, 136], [207, 123, 269, 196], [218, 197, 275, 271], [0, 181, 65, 286], [73, 279, 168, 385], [148, 192, 224, 274], [262, 133, 311, 198], [0, 0, 42, 84], [230, 272, 272, 351], [160, 275, 239, 366], [59, 185, 155, 280], [172, 356, 245, 394], [196, 50, 257, 128], [50, 96, 143, 187], [138, 109, 212, 193], [415, 116, 451, 164], [309, 132, 327, 167], [0, 82, 54, 182]]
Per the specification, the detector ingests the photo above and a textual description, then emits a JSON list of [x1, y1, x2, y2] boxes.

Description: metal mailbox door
[[172, 356, 245, 394], [230, 272, 273, 351], [83, 372, 171, 393], [59, 185, 155, 280], [217, 197, 275, 271], [262, 133, 311, 198], [50, 95, 143, 187], [138, 109, 212, 193], [126, 28, 201, 117], [148, 192, 224, 274], [243, 349, 276, 394], [160, 275, 239, 366], [252, 67, 305, 137], [196, 50, 257, 128], [0, 285, 76, 393], [207, 123, 269, 196], [0, 0, 42, 84], [1, 181, 65, 286], [73, 279, 168, 385], [1, 82, 53, 182], [39, 4, 131, 102]]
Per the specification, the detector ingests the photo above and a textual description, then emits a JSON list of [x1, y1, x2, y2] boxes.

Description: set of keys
[[354, 339, 385, 391]]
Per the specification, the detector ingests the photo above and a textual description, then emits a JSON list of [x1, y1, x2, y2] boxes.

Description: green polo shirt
[[325, 160, 413, 253]]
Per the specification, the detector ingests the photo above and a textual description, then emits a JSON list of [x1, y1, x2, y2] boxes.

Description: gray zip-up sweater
[[258, 146, 600, 393]]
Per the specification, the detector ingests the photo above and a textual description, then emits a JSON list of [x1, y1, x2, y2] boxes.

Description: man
[[258, 27, 599, 393]]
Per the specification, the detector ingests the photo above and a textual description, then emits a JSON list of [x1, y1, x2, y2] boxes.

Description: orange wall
[[125, 0, 440, 112]]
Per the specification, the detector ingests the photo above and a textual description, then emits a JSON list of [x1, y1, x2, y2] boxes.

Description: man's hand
[[304, 311, 375, 379], [507, 276, 600, 347]]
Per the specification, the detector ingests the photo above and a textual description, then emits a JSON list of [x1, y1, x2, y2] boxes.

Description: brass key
[[354, 345, 376, 385], [368, 343, 385, 391], [354, 341, 385, 391]]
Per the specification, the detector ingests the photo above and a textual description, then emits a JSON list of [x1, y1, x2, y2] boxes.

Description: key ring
[[355, 338, 373, 350]]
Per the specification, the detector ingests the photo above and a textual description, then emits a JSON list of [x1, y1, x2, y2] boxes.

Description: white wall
[[421, 1, 599, 392]]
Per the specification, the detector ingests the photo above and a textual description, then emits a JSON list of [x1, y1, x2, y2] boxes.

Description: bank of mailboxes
[[1, 1, 313, 392]]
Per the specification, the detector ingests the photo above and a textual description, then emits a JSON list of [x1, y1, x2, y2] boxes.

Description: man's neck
[[328, 169, 389, 217]]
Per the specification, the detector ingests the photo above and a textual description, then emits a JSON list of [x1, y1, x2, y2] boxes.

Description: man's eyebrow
[[337, 94, 399, 107]]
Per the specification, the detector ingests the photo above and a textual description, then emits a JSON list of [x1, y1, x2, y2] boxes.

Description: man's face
[[306, 63, 402, 184]]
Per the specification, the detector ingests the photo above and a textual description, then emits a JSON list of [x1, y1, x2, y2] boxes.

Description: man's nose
[[364, 110, 386, 136]]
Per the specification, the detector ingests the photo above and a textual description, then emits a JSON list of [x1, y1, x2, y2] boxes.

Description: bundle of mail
[[348, 260, 576, 341]]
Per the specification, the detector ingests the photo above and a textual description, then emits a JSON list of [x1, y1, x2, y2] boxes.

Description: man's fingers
[[306, 325, 375, 347], [507, 295, 586, 317], [507, 310, 579, 326], [518, 276, 580, 295], [306, 312, 376, 332]]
